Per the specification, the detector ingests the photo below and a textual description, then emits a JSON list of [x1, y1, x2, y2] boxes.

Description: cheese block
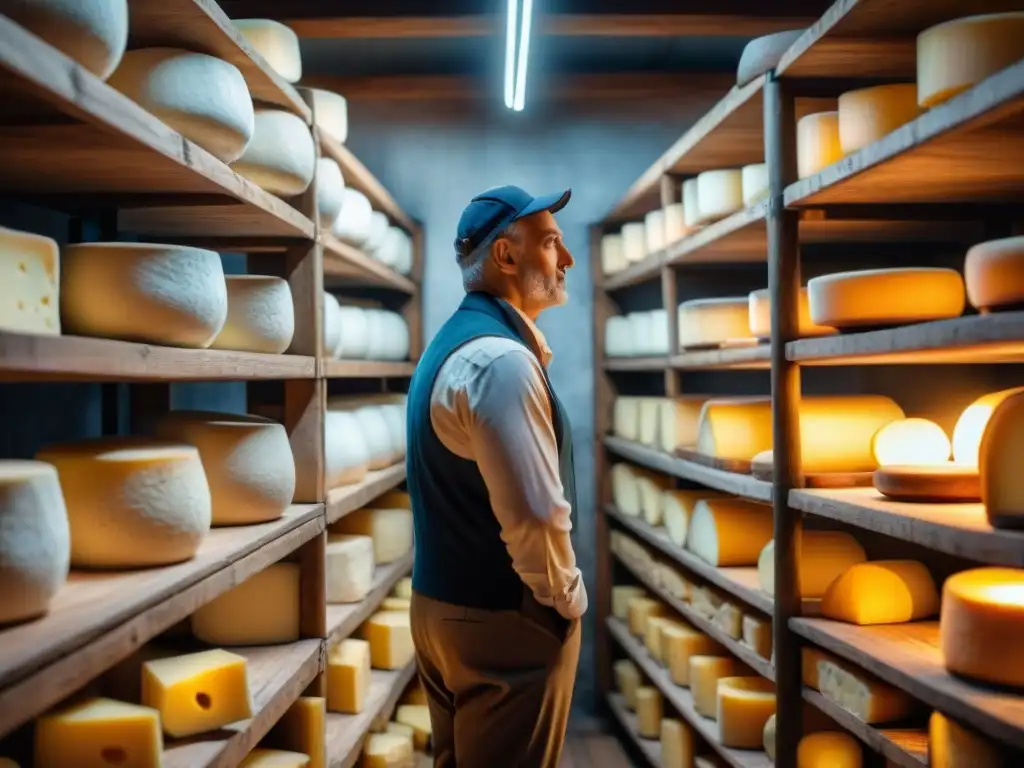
[[605, 315, 632, 357], [763, 713, 776, 760], [801, 648, 831, 690], [929, 711, 1005, 768], [635, 686, 662, 739], [612, 586, 646, 620], [797, 112, 843, 179], [109, 49, 254, 163], [677, 297, 755, 350], [324, 410, 370, 488], [0, 0, 128, 80], [817, 657, 917, 723], [233, 110, 316, 196], [614, 659, 641, 708], [0, 226, 61, 336], [240, 750, 309, 767], [798, 732, 862, 768], [648, 309, 671, 355], [0, 461, 70, 625], [611, 463, 642, 517], [682, 179, 702, 228], [385, 722, 415, 749], [695, 396, 772, 460], [741, 615, 772, 658], [234, 19, 302, 83], [628, 596, 664, 636], [736, 29, 805, 86], [155, 411, 294, 526], [622, 222, 648, 264], [335, 305, 371, 359], [954, 387, 1024, 465], [660, 718, 694, 768], [717, 677, 776, 749], [966, 235, 1024, 311], [34, 697, 162, 768], [363, 733, 414, 768], [687, 498, 773, 567], [37, 438, 210, 568], [325, 535, 374, 603], [690, 656, 746, 718], [805, 395, 907, 474], [748, 287, 835, 340], [713, 601, 742, 639], [211, 275, 295, 354], [332, 188, 374, 247], [656, 563, 690, 602], [917, 13, 1024, 108], [981, 392, 1024, 528], [362, 611, 414, 670], [758, 531, 866, 598], [613, 397, 641, 441], [741, 163, 769, 205], [332, 506, 412, 564], [659, 396, 712, 454], [267, 697, 326, 768], [62, 243, 227, 348], [664, 202, 689, 243], [821, 560, 939, 625], [696, 170, 744, 224], [327, 639, 371, 714], [637, 397, 662, 446], [637, 471, 671, 526], [601, 233, 627, 275], [315, 158, 345, 228], [308, 88, 348, 144], [838, 84, 921, 154], [395, 705, 431, 750], [807, 268, 966, 329], [690, 585, 724, 620], [191, 563, 300, 645], [664, 626, 723, 686], [663, 489, 726, 547], [871, 417, 952, 466], [393, 577, 413, 600], [645, 209, 667, 254], [142, 648, 252, 737]]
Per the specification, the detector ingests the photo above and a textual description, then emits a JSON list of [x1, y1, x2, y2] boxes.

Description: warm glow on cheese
[[0, 226, 61, 336], [980, 391, 1024, 528], [717, 677, 777, 749], [965, 236, 1024, 311], [695, 397, 773, 460], [659, 396, 712, 454], [838, 84, 922, 154], [677, 297, 755, 350], [695, 169, 744, 224], [758, 531, 866, 599], [327, 639, 371, 714], [660, 718, 694, 768], [871, 418, 951, 466], [798, 731, 862, 768], [362, 733, 413, 768], [35, 697, 162, 768], [665, 202, 689, 243], [821, 560, 939, 625], [954, 387, 1024, 465], [797, 112, 843, 178], [663, 626, 723, 687], [687, 498, 773, 567], [690, 656, 746, 718], [802, 395, 906, 473], [748, 287, 835, 339], [662, 488, 726, 547], [817, 657, 917, 724], [929, 710, 1005, 768], [741, 614, 773, 658], [636, 686, 663, 738]]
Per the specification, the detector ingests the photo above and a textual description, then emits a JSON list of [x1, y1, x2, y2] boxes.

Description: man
[[405, 185, 586, 767]]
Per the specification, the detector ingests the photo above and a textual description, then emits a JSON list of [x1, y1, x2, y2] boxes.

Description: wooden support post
[[659, 174, 682, 208], [402, 293, 424, 362], [298, 528, 328, 641], [661, 265, 678, 396]]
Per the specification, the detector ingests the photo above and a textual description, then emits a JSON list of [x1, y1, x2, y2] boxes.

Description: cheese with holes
[[332, 506, 412, 565], [748, 287, 835, 339], [808, 268, 965, 329], [955, 387, 1024, 466], [37, 438, 210, 568], [714, 601, 743, 639], [696, 396, 772, 460], [636, 687, 662, 739], [396, 705, 431, 750], [191, 563, 299, 645], [637, 471, 670, 526], [763, 713, 776, 760], [316, 158, 345, 228], [241, 750, 309, 767], [683, 179, 701, 228], [601, 234, 627, 275], [742, 615, 772, 658], [930, 710, 1004, 768], [622, 222, 647, 263], [690, 656, 746, 718], [362, 611, 414, 670], [645, 209, 667, 253], [614, 659, 641, 708], [613, 397, 641, 440], [628, 596, 664, 636], [0, 461, 69, 625], [325, 535, 374, 603], [717, 677, 776, 749], [665, 202, 689, 243], [34, 697, 162, 768], [758, 531, 866, 598], [0, 226, 60, 336], [308, 88, 348, 144], [660, 719, 694, 768], [664, 626, 723, 686], [211, 276, 295, 354], [797, 112, 843, 179], [736, 29, 805, 86], [687, 498, 773, 567], [696, 170, 744, 224], [917, 13, 1024, 108], [822, 560, 939, 625], [234, 19, 302, 82], [327, 639, 371, 714], [62, 243, 227, 347], [267, 697, 326, 768], [638, 398, 662, 446], [798, 732, 862, 768], [965, 236, 1024, 312], [233, 110, 316, 196], [155, 411, 294, 525], [332, 188, 374, 247], [817, 657, 917, 723], [742, 164, 769, 205], [142, 648, 252, 737], [659, 396, 712, 454], [677, 298, 755, 350], [612, 586, 646, 620], [663, 489, 725, 547], [324, 410, 370, 488], [838, 84, 921, 154], [363, 733, 413, 768]]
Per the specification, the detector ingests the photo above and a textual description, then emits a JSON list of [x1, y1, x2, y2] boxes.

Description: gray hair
[[458, 221, 521, 290]]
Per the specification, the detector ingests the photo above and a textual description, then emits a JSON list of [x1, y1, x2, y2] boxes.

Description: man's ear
[[492, 238, 517, 275]]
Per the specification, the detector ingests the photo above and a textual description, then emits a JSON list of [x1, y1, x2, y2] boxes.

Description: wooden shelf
[[323, 233, 417, 294], [671, 345, 771, 371], [604, 436, 773, 503], [608, 618, 774, 768], [326, 464, 406, 525], [325, 662, 418, 768], [791, 617, 1024, 751], [319, 134, 416, 233], [321, 359, 416, 380], [607, 693, 662, 766], [163, 638, 323, 768], [326, 554, 413, 645], [604, 356, 670, 372], [0, 504, 324, 734]]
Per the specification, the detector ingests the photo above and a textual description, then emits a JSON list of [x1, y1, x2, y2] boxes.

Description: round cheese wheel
[[363, 212, 390, 256], [748, 287, 835, 339], [741, 163, 769, 206], [309, 88, 349, 144], [381, 311, 410, 360], [391, 230, 414, 275], [682, 179, 702, 228], [376, 227, 403, 269], [644, 209, 666, 254], [332, 402, 392, 469], [316, 158, 345, 229], [363, 308, 388, 360], [677, 297, 754, 349], [322, 292, 343, 358], [798, 732, 862, 768], [797, 111, 843, 179], [953, 387, 1024, 465], [234, 19, 302, 83], [627, 312, 653, 357], [0, 0, 128, 80], [736, 29, 805, 87], [601, 234, 626, 275], [807, 267, 965, 329], [964, 236, 1024, 311], [0, 226, 61, 337], [664, 202, 689, 244], [648, 309, 669, 355], [696, 169, 743, 224], [155, 411, 295, 525], [0, 461, 70, 625], [232, 109, 316, 197], [324, 411, 370, 487], [336, 305, 370, 359], [61, 243, 227, 348], [37, 438, 211, 568], [871, 418, 951, 466], [211, 275, 294, 354], [108, 48, 254, 163], [605, 315, 631, 357], [379, 402, 407, 461], [838, 83, 922, 154], [930, 710, 1005, 768], [621, 222, 647, 264], [332, 188, 374, 247]]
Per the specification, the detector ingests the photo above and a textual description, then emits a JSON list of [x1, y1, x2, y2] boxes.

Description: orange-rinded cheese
[[797, 112, 843, 179], [662, 488, 727, 547], [929, 710, 1005, 768], [965, 236, 1024, 312], [980, 392, 1024, 529], [695, 396, 773, 461], [717, 677, 777, 749], [817, 657, 917, 724], [798, 732, 862, 768], [758, 531, 866, 598], [687, 498, 773, 567], [838, 84, 921, 154], [663, 626, 723, 687], [741, 614, 773, 658], [748, 287, 835, 339], [690, 656, 746, 718], [658, 396, 713, 454], [660, 717, 694, 768], [635, 686, 663, 738], [821, 560, 939, 625]]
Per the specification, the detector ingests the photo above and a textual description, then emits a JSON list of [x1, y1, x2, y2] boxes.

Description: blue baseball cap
[[455, 185, 571, 260]]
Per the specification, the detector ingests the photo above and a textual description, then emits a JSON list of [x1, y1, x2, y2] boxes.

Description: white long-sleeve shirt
[[428, 302, 587, 620]]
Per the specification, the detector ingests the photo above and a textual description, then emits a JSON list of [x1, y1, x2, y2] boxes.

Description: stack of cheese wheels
[[605, 315, 632, 357], [0, 460, 71, 625], [611, 463, 644, 517], [322, 291, 343, 357], [328, 396, 404, 470], [659, 396, 712, 453], [327, 305, 409, 361], [232, 109, 316, 197], [748, 287, 835, 339], [333, 188, 374, 247], [155, 411, 296, 526], [797, 112, 843, 179], [376, 227, 415, 276], [210, 275, 294, 354], [332, 490, 413, 565], [696, 169, 744, 224], [736, 28, 805, 87], [308, 88, 349, 144], [687, 498, 773, 567], [0, 227, 61, 336], [741, 164, 769, 205], [822, 560, 939, 625], [334, 305, 370, 359], [757, 531, 866, 598], [664, 201, 688, 244], [234, 19, 302, 83], [628, 310, 669, 356], [316, 158, 346, 228], [364, 212, 390, 257], [964, 236, 1024, 312], [612, 396, 641, 441], [602, 234, 627, 275], [644, 209, 666, 254], [621, 222, 647, 263], [838, 83, 921, 154], [677, 297, 754, 350], [682, 179, 702, 228], [61, 243, 228, 348], [37, 437, 212, 568], [807, 267, 965, 330], [108, 49, 254, 163], [191, 563, 301, 645], [324, 409, 371, 489]]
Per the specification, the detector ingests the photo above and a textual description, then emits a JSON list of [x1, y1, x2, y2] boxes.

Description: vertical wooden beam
[[661, 265, 678, 397], [402, 293, 424, 362], [659, 175, 682, 208], [298, 529, 328, 641]]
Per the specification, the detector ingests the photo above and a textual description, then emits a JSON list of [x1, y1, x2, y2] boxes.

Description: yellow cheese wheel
[[821, 560, 939, 625], [981, 391, 1024, 529], [747, 287, 835, 339], [807, 268, 965, 329], [677, 297, 755, 350], [798, 732, 862, 768], [838, 84, 922, 154], [628, 596, 665, 636], [758, 531, 867, 599], [717, 676, 776, 749], [929, 710, 1005, 768], [799, 395, 906, 474], [687, 498, 773, 567], [965, 236, 1024, 312], [797, 112, 843, 179], [191, 563, 300, 645], [663, 626, 723, 687], [690, 656, 746, 718], [695, 396, 773, 461], [954, 387, 1024, 465]]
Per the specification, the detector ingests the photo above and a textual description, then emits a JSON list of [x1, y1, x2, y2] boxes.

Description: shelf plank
[[321, 359, 416, 379], [326, 662, 418, 768], [671, 345, 771, 371], [0, 504, 325, 734], [325, 464, 407, 525], [791, 617, 1024, 751], [608, 618, 774, 768], [319, 135, 416, 233], [666, 203, 769, 265], [327, 554, 414, 645], [607, 692, 662, 766], [604, 356, 670, 372], [163, 639, 324, 768], [323, 234, 417, 294], [604, 436, 773, 503]]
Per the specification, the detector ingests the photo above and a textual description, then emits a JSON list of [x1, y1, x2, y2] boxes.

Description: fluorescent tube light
[[512, 0, 533, 111], [504, 0, 518, 109]]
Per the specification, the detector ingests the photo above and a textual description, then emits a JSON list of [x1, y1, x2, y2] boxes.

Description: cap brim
[[515, 188, 571, 219]]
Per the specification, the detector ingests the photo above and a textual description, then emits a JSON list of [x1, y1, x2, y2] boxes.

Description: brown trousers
[[409, 589, 581, 768]]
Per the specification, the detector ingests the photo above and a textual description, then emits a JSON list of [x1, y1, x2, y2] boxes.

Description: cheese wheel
[[316, 158, 345, 228], [329, 401, 393, 470], [627, 596, 664, 637], [660, 718, 694, 768], [0, 0, 128, 80], [662, 489, 726, 547], [677, 297, 755, 350], [605, 315, 632, 357], [799, 395, 906, 474], [736, 29, 805, 86], [917, 13, 1024, 108], [233, 110, 316, 197], [663, 626, 723, 687], [807, 268, 966, 329], [690, 656, 746, 718], [332, 188, 374, 247], [798, 732, 862, 768], [821, 560, 939, 625], [717, 677, 776, 749], [981, 391, 1024, 528], [211, 275, 294, 354], [965, 236, 1024, 311], [324, 410, 370, 488], [627, 311, 655, 357], [748, 287, 835, 339], [613, 396, 640, 441], [335, 305, 370, 360], [322, 292, 343, 358], [871, 417, 952, 466], [108, 49, 254, 163], [838, 84, 922, 154], [929, 710, 1005, 768], [154, 411, 295, 525], [636, 686, 662, 739], [638, 397, 662, 446], [308, 88, 348, 144], [954, 387, 1024, 465], [664, 202, 688, 244], [611, 463, 642, 516], [622, 222, 647, 263], [0, 461, 70, 625], [601, 233, 627, 275], [637, 471, 670, 526], [35, 697, 162, 768], [61, 243, 227, 348], [797, 112, 843, 179], [687, 498, 773, 567], [695, 396, 773, 461], [0, 226, 60, 336], [758, 531, 866, 598], [682, 179, 702, 228], [364, 212, 390, 256], [659, 395, 711, 454], [37, 437, 211, 568], [644, 209, 666, 254], [741, 163, 769, 206], [234, 19, 302, 83], [191, 563, 300, 645], [817, 656, 917, 723], [696, 169, 743, 224]]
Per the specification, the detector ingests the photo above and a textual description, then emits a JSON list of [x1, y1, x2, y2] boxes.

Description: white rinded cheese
[[629, 310, 669, 356], [332, 504, 413, 565], [677, 297, 754, 350], [808, 267, 965, 330], [322, 291, 343, 358], [329, 400, 394, 470], [61, 243, 227, 348], [664, 202, 688, 244], [817, 656, 917, 724], [648, 310, 670, 355], [613, 396, 641, 441], [638, 397, 662, 446], [696, 169, 744, 224], [965, 236, 1024, 312], [657, 563, 689, 601], [191, 563, 300, 645], [362, 309, 387, 360], [644, 209, 666, 254], [636, 471, 670, 526], [364, 212, 391, 257], [332, 188, 374, 247], [108, 48, 254, 163], [336, 305, 370, 359], [930, 710, 1005, 768], [741, 163, 769, 206], [309, 88, 349, 144], [326, 534, 375, 603], [621, 222, 647, 263], [687, 498, 773, 567], [736, 29, 805, 86], [211, 275, 294, 354], [601, 234, 627, 275], [316, 158, 345, 228], [0, 461, 70, 625], [662, 488, 726, 546], [714, 600, 743, 639], [696, 396, 773, 460], [605, 315, 632, 357], [324, 410, 370, 488], [659, 396, 711, 454], [611, 463, 642, 517], [376, 226, 408, 270], [364, 310, 409, 361], [797, 112, 843, 179], [748, 287, 835, 339], [954, 387, 1024, 465], [155, 411, 295, 525], [233, 109, 316, 197], [838, 83, 921, 154], [822, 560, 939, 625], [0, 226, 61, 336], [717, 677, 776, 749], [234, 19, 302, 83], [757, 531, 866, 598], [37, 437, 211, 568], [682, 179, 701, 228]]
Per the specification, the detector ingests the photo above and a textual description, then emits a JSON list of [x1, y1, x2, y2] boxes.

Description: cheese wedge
[[687, 498, 773, 567], [817, 657, 917, 724], [395, 705, 431, 751], [821, 560, 939, 625], [690, 656, 746, 718], [266, 697, 326, 768], [659, 396, 713, 454], [0, 226, 61, 336], [35, 697, 162, 768], [717, 676, 777, 749], [801, 648, 832, 690], [929, 710, 1005, 768], [758, 532, 866, 599], [325, 535, 375, 604], [327, 639, 371, 714], [798, 732, 862, 768], [331, 505, 413, 564]]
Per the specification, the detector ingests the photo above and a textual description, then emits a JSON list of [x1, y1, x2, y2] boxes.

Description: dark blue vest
[[405, 292, 578, 610]]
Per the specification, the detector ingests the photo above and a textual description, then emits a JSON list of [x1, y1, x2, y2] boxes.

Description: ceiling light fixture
[[512, 0, 533, 111], [504, 0, 518, 109]]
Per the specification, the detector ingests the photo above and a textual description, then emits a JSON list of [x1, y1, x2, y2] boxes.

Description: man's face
[[509, 210, 574, 312]]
